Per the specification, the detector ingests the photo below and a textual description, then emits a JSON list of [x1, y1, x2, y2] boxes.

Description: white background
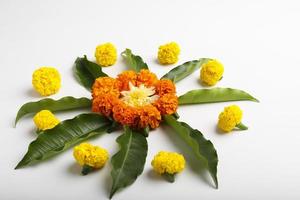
[[1, 0, 300, 199]]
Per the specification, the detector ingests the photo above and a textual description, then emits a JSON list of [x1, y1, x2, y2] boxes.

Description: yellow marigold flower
[[95, 43, 117, 66], [157, 42, 180, 65], [218, 105, 245, 132], [33, 110, 60, 131], [73, 143, 109, 169], [121, 82, 159, 107], [200, 59, 224, 86], [151, 151, 185, 175], [32, 67, 61, 96]]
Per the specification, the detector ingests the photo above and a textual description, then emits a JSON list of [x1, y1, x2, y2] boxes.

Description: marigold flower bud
[[200, 60, 224, 86], [73, 143, 109, 169], [218, 105, 244, 132], [32, 67, 61, 96], [33, 110, 60, 131], [95, 43, 117, 66], [151, 151, 185, 175], [157, 42, 180, 65]]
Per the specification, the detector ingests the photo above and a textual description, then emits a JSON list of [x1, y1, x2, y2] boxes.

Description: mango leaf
[[110, 126, 148, 198], [161, 58, 211, 83], [163, 115, 219, 188], [15, 113, 111, 169], [15, 96, 91, 126], [74, 55, 108, 91], [178, 87, 259, 105], [121, 49, 148, 72]]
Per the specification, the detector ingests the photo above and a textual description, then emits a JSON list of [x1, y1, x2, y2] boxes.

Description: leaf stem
[[81, 165, 94, 175], [236, 122, 248, 130], [162, 173, 175, 183]]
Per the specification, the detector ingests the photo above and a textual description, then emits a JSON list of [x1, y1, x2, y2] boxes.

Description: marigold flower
[[200, 59, 224, 86], [137, 69, 158, 87], [33, 110, 60, 131], [113, 101, 139, 127], [92, 94, 118, 117], [117, 70, 137, 91], [155, 79, 176, 96], [137, 105, 161, 129], [151, 151, 185, 175], [92, 77, 120, 99], [154, 94, 178, 115], [157, 42, 180, 65], [32, 67, 61, 96], [121, 82, 159, 107], [73, 143, 109, 169], [218, 105, 243, 132], [92, 71, 178, 129], [95, 43, 117, 66]]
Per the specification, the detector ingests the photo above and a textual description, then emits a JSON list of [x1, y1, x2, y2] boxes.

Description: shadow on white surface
[[25, 88, 41, 98]]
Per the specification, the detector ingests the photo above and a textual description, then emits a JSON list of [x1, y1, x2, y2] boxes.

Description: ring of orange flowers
[[91, 69, 178, 129]]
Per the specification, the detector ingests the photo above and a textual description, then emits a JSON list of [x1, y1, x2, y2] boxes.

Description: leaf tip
[[253, 98, 260, 103], [14, 162, 23, 170], [121, 48, 130, 57], [109, 188, 117, 199]]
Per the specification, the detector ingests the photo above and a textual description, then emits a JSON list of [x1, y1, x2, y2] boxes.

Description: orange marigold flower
[[155, 79, 176, 96], [113, 101, 138, 127], [137, 69, 158, 87], [92, 94, 118, 117], [155, 94, 178, 115], [116, 70, 137, 91], [92, 77, 120, 98], [137, 105, 161, 129]]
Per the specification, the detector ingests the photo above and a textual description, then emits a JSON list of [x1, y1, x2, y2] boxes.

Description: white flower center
[[121, 82, 159, 107]]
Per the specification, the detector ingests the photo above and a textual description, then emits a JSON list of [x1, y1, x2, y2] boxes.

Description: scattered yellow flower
[[200, 59, 224, 86], [218, 105, 247, 132], [32, 67, 61, 96], [33, 110, 60, 131], [95, 43, 117, 66], [73, 143, 109, 169], [151, 151, 185, 175], [157, 42, 180, 65]]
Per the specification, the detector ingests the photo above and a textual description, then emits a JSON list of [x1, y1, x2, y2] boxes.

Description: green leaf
[[121, 49, 148, 72], [15, 96, 92, 126], [163, 115, 219, 188], [74, 55, 108, 91], [15, 113, 111, 169], [178, 88, 259, 105], [161, 58, 211, 83], [110, 126, 148, 199]]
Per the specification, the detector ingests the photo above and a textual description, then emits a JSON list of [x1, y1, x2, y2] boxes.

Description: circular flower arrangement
[[14, 43, 259, 199], [92, 69, 178, 129]]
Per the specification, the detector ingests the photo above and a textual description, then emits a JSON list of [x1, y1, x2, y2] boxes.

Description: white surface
[[1, 0, 300, 199]]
